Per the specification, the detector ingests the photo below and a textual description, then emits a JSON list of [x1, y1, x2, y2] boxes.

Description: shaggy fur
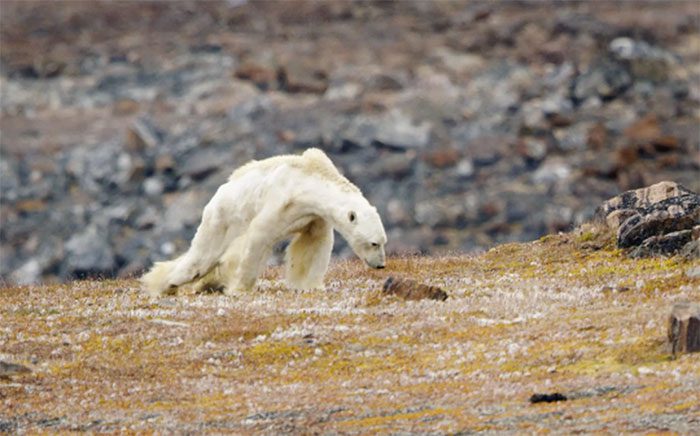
[[141, 148, 387, 296]]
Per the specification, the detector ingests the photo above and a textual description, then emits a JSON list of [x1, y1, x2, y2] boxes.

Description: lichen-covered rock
[[617, 194, 700, 248], [629, 229, 692, 258], [595, 181, 695, 226], [596, 181, 700, 256]]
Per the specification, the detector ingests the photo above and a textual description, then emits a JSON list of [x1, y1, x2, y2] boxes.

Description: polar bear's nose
[[376, 264, 385, 269]]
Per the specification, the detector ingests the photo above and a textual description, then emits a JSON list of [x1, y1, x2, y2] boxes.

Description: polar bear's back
[[229, 148, 360, 193]]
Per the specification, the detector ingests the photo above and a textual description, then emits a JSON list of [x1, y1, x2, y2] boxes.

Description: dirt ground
[[1, 232, 699, 433]]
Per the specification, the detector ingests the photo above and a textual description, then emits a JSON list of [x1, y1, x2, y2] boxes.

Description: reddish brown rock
[[624, 114, 661, 145], [668, 302, 700, 355], [113, 98, 141, 116], [424, 147, 460, 169], [383, 277, 448, 301], [587, 123, 608, 150], [235, 61, 277, 90]]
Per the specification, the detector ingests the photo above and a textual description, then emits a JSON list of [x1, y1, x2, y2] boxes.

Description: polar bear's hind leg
[[164, 208, 230, 289], [141, 259, 181, 296]]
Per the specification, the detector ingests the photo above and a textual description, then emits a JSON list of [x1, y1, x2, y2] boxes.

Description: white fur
[[141, 148, 387, 296]]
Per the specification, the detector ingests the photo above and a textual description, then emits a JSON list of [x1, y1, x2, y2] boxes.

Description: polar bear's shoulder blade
[[300, 148, 359, 193]]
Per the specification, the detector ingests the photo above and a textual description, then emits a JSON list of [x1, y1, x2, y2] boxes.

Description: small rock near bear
[[141, 148, 387, 296]]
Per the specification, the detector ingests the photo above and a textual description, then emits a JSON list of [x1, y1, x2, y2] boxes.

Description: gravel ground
[[1, 232, 699, 433]]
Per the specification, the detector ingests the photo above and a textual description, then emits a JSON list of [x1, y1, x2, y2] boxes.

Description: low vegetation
[[1, 231, 699, 433]]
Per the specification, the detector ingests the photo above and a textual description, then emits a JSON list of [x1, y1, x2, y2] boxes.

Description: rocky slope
[[1, 1, 699, 283], [1, 232, 699, 433]]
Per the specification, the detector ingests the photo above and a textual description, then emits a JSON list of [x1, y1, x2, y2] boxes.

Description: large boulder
[[596, 181, 700, 257]]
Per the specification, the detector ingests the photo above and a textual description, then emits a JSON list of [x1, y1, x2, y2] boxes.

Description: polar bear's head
[[335, 201, 387, 269]]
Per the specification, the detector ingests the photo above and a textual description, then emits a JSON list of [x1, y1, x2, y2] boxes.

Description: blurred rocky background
[[1, 0, 698, 284]]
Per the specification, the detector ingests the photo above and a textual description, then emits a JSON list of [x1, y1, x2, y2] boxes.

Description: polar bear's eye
[[371, 242, 379, 248], [348, 211, 356, 223]]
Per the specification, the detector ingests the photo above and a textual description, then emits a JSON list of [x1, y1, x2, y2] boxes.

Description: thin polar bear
[[141, 148, 387, 296]]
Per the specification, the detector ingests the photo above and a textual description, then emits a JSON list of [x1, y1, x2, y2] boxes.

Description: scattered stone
[[382, 277, 448, 301], [235, 61, 277, 90], [0, 360, 31, 379], [572, 59, 631, 101], [668, 302, 700, 355], [529, 392, 567, 404], [277, 61, 328, 94]]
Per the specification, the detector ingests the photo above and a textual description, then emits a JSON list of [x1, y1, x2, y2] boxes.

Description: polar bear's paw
[[286, 277, 325, 291]]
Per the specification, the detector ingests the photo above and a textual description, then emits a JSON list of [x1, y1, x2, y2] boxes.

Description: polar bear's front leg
[[285, 218, 333, 290]]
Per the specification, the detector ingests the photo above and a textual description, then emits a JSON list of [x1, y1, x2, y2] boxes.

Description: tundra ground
[[2, 232, 699, 433]]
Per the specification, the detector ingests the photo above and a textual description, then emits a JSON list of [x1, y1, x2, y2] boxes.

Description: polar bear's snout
[[362, 245, 386, 269]]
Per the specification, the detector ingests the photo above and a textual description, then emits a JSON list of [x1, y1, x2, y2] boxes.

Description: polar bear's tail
[[140, 259, 178, 297]]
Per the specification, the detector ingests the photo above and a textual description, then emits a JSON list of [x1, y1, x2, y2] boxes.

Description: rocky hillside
[[1, 232, 699, 433], [1, 1, 699, 283]]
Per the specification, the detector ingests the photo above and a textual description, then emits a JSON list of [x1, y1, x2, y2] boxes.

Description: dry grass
[[1, 232, 699, 433]]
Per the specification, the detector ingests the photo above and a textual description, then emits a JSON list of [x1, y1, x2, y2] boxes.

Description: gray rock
[[680, 240, 700, 260], [339, 116, 378, 149], [143, 177, 164, 197], [532, 157, 572, 186], [0, 154, 20, 202], [64, 142, 124, 193], [686, 266, 700, 279], [11, 259, 42, 285], [339, 110, 432, 151], [609, 37, 678, 82], [572, 59, 631, 101], [455, 158, 475, 178], [553, 123, 591, 151], [373, 110, 432, 149], [64, 225, 116, 276], [162, 190, 209, 232], [178, 147, 228, 180]]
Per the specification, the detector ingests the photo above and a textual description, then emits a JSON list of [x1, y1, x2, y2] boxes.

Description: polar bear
[[141, 148, 387, 296]]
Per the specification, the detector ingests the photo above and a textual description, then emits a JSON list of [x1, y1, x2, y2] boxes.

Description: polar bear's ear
[[348, 211, 357, 223]]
